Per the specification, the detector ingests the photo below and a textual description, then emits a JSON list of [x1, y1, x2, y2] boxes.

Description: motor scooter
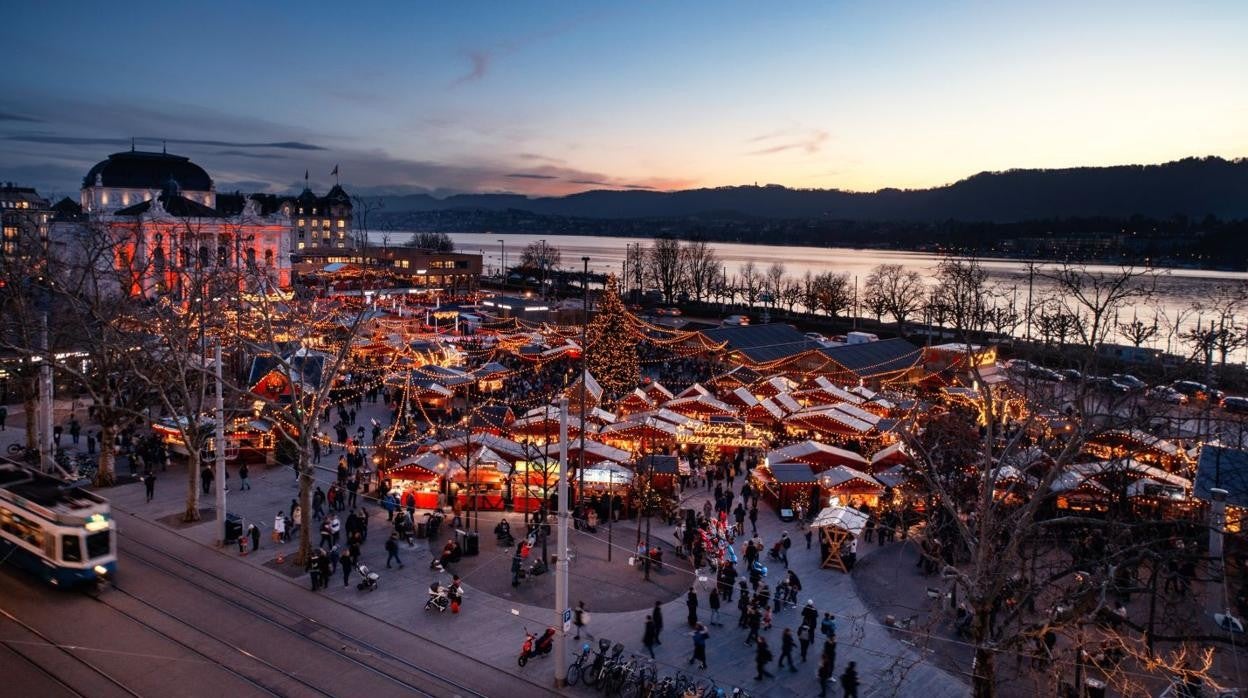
[[517, 626, 556, 667]]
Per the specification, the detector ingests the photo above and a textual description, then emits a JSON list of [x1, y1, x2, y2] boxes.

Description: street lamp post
[[578, 256, 589, 506], [498, 239, 505, 283]]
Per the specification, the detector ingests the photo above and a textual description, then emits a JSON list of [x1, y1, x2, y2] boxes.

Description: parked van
[[722, 315, 750, 326], [846, 331, 879, 345]]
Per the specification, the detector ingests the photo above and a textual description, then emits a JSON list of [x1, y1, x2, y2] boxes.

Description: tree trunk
[[23, 393, 37, 452], [972, 644, 996, 698], [296, 449, 313, 566], [184, 449, 201, 522], [94, 422, 117, 487]]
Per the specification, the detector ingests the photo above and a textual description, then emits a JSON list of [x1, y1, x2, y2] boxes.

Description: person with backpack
[[797, 622, 815, 662]]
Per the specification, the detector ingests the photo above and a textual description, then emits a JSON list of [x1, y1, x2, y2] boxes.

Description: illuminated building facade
[[82, 149, 292, 295], [0, 183, 50, 256]]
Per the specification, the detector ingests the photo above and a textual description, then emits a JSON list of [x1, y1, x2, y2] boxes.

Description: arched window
[[246, 247, 257, 269], [217, 245, 228, 267], [264, 249, 274, 267], [180, 246, 190, 268], [153, 246, 165, 274], [198, 246, 210, 268]]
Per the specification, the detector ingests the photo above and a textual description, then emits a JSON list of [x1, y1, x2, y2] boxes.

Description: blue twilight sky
[[1, 0, 1245, 198]]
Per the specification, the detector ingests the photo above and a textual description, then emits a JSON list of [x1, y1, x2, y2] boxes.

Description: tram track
[[113, 527, 484, 698], [92, 582, 316, 698], [0, 633, 88, 698], [0, 605, 141, 698]]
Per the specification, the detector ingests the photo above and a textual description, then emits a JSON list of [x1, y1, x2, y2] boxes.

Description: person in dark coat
[[341, 550, 353, 587], [798, 622, 814, 662], [642, 615, 658, 658], [708, 587, 722, 626], [143, 471, 157, 502], [778, 628, 797, 672], [818, 655, 834, 697], [754, 636, 774, 679], [248, 524, 260, 553], [686, 587, 699, 627], [823, 636, 837, 673], [688, 622, 709, 670], [840, 661, 858, 697], [652, 601, 664, 645]]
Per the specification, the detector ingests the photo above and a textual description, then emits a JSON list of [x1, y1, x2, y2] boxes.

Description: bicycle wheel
[[518, 655, 528, 668], [567, 663, 582, 686]]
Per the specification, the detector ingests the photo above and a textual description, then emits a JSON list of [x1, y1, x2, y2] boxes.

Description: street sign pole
[[554, 397, 570, 687]]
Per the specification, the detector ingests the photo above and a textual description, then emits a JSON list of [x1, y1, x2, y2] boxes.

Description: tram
[[0, 461, 116, 587]]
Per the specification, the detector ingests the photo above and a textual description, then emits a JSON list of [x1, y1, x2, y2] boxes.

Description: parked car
[[722, 315, 750, 326], [1147, 386, 1189, 405], [1111, 374, 1148, 391], [655, 307, 682, 316], [1030, 367, 1064, 382], [1006, 359, 1035, 374], [1088, 376, 1130, 394], [1171, 380, 1224, 402], [1222, 396, 1248, 414], [804, 332, 827, 343], [1058, 368, 1084, 382]]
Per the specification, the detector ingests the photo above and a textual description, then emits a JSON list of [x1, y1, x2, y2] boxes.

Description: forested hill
[[375, 156, 1248, 222]]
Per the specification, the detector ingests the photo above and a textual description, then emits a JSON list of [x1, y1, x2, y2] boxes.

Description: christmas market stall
[[818, 465, 885, 509], [1195, 445, 1248, 534], [811, 505, 870, 572], [767, 440, 870, 472], [450, 445, 510, 511], [385, 451, 444, 510], [753, 461, 821, 510], [636, 454, 687, 496]]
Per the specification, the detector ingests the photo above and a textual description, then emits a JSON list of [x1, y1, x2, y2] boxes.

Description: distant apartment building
[[292, 245, 482, 295], [289, 184, 354, 251], [0, 183, 51, 256]]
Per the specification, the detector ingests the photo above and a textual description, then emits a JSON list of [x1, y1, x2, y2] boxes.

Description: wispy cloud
[[451, 51, 492, 86], [506, 172, 559, 180], [0, 111, 41, 123], [568, 179, 611, 186], [217, 150, 288, 159], [6, 135, 324, 150], [746, 127, 830, 156]]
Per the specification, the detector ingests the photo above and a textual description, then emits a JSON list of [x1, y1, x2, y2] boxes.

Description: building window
[[297, 242, 305, 250], [402, 260, 410, 268], [297, 219, 305, 227], [337, 219, 345, 229], [264, 249, 274, 267]]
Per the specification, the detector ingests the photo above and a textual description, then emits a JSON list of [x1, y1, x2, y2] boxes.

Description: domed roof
[[82, 150, 213, 191]]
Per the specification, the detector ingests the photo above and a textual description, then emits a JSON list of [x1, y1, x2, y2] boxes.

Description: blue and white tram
[[0, 462, 116, 587]]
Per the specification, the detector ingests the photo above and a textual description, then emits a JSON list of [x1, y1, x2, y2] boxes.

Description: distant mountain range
[[373, 156, 1248, 223]]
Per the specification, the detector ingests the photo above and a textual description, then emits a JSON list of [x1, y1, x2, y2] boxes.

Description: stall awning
[[767, 440, 869, 470], [811, 505, 870, 536]]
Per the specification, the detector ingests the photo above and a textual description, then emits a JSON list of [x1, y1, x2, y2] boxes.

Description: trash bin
[[456, 528, 480, 556], [224, 513, 243, 543], [465, 531, 479, 556], [416, 521, 427, 538], [1084, 678, 1106, 698]]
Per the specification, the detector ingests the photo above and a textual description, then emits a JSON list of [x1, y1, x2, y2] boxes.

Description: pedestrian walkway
[[106, 449, 967, 697]]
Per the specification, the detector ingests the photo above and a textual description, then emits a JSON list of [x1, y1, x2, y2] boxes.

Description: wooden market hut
[[754, 461, 822, 509], [617, 388, 655, 416], [767, 440, 870, 471], [818, 465, 885, 508], [386, 451, 444, 509], [663, 393, 737, 419], [812, 505, 871, 572], [636, 454, 686, 495], [642, 380, 675, 404], [450, 445, 511, 511]]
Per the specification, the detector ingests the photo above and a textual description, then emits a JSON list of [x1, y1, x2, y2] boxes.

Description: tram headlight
[[93, 564, 108, 576]]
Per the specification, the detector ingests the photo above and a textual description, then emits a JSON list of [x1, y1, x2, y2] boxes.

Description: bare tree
[[739, 261, 762, 307], [404, 231, 455, 252], [865, 263, 925, 332], [764, 262, 785, 310], [679, 238, 719, 302], [813, 271, 853, 319], [520, 239, 562, 271], [646, 236, 683, 304]]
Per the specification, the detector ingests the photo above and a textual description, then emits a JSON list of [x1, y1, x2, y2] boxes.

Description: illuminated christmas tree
[[585, 275, 640, 399]]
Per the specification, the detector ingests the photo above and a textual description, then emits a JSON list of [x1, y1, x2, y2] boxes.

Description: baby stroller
[[426, 581, 451, 612], [355, 563, 380, 591]]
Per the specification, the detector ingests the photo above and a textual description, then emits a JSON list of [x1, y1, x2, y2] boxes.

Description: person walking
[[798, 622, 815, 662], [820, 613, 837, 641], [802, 600, 819, 629], [69, 418, 81, 445], [143, 471, 156, 502], [385, 532, 403, 568], [201, 465, 213, 495], [688, 622, 709, 670], [248, 523, 260, 553], [0, 405, 7, 430], [745, 604, 761, 645], [822, 636, 837, 674], [574, 601, 592, 640], [749, 505, 759, 536], [341, 549, 354, 587], [780, 531, 792, 568], [840, 661, 858, 698], [238, 462, 250, 490], [754, 636, 774, 680], [642, 615, 658, 658], [708, 587, 722, 626], [686, 587, 699, 627], [652, 601, 664, 645], [817, 655, 834, 697], [313, 487, 326, 520], [778, 628, 797, 672]]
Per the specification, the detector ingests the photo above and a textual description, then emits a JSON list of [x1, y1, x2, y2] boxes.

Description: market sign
[[678, 421, 768, 449]]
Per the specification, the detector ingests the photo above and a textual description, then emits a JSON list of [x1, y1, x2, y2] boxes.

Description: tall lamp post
[[498, 239, 505, 282], [578, 256, 589, 505]]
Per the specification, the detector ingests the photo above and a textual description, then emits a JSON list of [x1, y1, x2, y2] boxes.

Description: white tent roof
[[811, 505, 870, 536]]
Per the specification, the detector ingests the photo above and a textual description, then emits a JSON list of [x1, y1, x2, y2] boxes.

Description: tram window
[[61, 535, 82, 562], [1, 508, 45, 548], [87, 531, 111, 559]]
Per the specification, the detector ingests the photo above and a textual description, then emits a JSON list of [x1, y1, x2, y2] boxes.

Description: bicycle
[[566, 641, 591, 686]]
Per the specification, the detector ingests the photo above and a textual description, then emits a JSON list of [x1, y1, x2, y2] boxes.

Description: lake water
[[374, 230, 1248, 360]]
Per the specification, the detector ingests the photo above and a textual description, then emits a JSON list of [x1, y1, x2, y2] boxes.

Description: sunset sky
[[2, 0, 1245, 198]]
